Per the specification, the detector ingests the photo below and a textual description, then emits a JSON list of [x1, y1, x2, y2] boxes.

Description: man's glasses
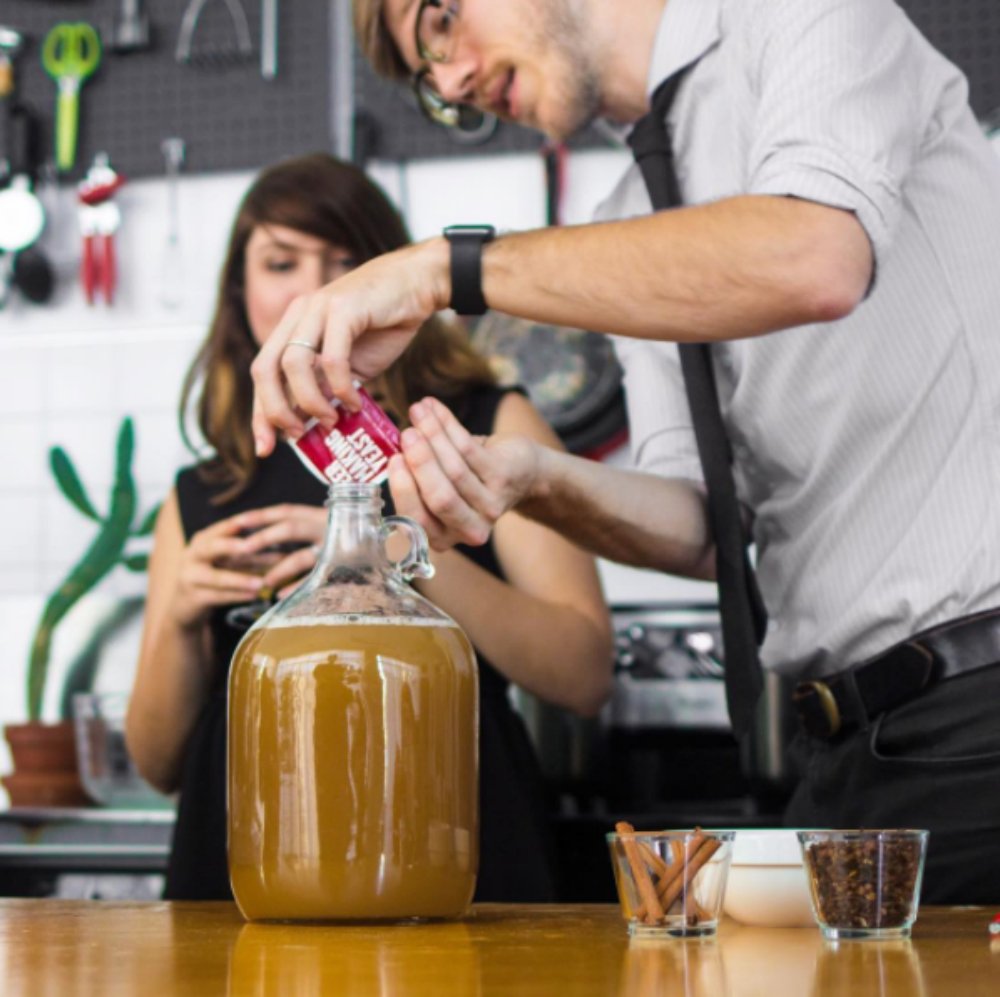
[[411, 0, 490, 132], [415, 0, 460, 65]]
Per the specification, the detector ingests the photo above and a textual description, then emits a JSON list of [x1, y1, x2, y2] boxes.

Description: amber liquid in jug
[[228, 483, 479, 922]]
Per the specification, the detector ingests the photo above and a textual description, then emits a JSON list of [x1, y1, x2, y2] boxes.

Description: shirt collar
[[647, 0, 723, 95]]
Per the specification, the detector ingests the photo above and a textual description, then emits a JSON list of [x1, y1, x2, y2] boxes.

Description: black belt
[[793, 607, 1000, 738]]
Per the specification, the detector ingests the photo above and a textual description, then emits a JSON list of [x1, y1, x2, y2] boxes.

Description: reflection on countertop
[[0, 902, 994, 996]]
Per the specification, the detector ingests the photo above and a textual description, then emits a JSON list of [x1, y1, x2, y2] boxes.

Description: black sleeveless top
[[164, 386, 556, 902]]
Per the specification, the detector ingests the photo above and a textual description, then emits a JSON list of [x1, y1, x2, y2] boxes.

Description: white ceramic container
[[722, 829, 814, 928]]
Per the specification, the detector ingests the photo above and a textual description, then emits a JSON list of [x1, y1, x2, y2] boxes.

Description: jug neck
[[318, 482, 386, 569]]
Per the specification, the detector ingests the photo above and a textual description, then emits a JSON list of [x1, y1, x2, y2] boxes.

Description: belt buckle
[[793, 680, 842, 738]]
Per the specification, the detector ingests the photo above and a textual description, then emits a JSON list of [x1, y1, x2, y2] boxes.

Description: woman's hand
[[169, 504, 326, 628], [169, 513, 267, 629], [235, 504, 327, 596]]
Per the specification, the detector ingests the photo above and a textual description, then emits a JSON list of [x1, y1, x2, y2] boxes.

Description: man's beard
[[537, 0, 602, 138]]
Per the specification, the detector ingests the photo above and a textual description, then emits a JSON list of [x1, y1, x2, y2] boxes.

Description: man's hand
[[250, 239, 450, 457], [389, 397, 543, 550]]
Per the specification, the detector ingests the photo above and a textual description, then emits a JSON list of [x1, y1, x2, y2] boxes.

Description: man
[[251, 0, 1000, 902]]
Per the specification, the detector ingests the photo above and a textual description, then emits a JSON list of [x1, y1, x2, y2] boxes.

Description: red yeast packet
[[289, 386, 401, 485]]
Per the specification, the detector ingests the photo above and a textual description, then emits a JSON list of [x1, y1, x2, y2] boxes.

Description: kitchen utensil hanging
[[260, 0, 277, 80], [11, 246, 54, 304], [176, 0, 253, 65], [0, 26, 27, 183], [0, 107, 44, 247], [0, 104, 53, 308], [9, 105, 54, 306], [41, 21, 102, 173], [159, 136, 185, 309], [109, 0, 151, 54], [77, 153, 125, 306], [0, 26, 25, 100]]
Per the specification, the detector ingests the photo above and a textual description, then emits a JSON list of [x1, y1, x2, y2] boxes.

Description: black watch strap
[[444, 224, 495, 315]]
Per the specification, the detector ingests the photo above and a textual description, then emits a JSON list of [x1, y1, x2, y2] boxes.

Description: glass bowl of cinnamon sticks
[[608, 824, 735, 938]]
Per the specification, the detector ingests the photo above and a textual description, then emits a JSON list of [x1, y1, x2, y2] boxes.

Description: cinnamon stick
[[614, 821, 664, 924], [635, 830, 707, 920], [636, 838, 713, 919], [637, 839, 669, 880], [662, 839, 711, 921], [659, 836, 722, 915]]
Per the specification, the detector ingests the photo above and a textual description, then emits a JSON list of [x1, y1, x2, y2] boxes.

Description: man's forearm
[[481, 195, 872, 344], [518, 447, 717, 581]]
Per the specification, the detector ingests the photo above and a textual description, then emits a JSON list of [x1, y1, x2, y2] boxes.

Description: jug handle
[[380, 516, 436, 582]]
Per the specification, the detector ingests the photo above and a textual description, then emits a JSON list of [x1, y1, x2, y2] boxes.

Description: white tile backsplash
[[402, 154, 549, 238], [47, 342, 119, 414], [0, 495, 41, 564], [0, 416, 48, 490], [0, 349, 46, 417], [0, 563, 40, 597], [130, 410, 191, 495], [114, 335, 201, 413], [561, 148, 633, 224]]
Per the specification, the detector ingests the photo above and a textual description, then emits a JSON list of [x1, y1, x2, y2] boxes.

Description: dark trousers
[[783, 664, 1000, 904]]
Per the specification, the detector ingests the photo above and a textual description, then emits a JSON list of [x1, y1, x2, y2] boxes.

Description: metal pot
[[507, 686, 605, 796]]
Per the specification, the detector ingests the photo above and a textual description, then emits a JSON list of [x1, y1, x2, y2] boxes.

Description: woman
[[125, 154, 613, 902]]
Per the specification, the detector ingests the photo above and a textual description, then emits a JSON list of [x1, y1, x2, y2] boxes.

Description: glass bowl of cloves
[[797, 829, 929, 941]]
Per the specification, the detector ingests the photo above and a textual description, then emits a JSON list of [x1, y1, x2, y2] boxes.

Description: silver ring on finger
[[285, 340, 319, 353]]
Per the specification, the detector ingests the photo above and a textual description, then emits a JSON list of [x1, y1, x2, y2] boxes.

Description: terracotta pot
[[2, 721, 91, 807]]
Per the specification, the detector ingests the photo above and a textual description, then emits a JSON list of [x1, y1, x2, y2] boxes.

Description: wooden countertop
[[0, 901, 997, 995]]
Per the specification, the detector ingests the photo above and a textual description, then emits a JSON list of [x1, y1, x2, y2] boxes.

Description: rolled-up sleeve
[[744, 0, 935, 273], [612, 336, 704, 483]]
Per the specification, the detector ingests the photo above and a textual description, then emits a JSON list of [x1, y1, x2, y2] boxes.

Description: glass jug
[[228, 482, 479, 922]]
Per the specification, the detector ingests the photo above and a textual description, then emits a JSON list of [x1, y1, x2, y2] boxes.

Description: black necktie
[[627, 72, 766, 739]]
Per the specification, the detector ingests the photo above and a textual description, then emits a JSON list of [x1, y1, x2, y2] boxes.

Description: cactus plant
[[26, 416, 160, 722]]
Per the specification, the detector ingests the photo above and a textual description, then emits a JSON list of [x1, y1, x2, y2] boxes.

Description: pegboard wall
[[0, 0, 998, 181], [0, 0, 333, 181], [900, 0, 1000, 118]]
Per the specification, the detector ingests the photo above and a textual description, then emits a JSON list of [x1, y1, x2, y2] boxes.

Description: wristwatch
[[443, 224, 496, 315]]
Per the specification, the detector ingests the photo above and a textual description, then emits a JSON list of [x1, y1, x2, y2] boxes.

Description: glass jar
[[228, 482, 479, 921]]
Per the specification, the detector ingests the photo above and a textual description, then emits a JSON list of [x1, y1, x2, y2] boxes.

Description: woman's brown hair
[[180, 153, 495, 501]]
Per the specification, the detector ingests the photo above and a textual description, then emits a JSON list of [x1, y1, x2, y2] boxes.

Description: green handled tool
[[42, 22, 101, 172]]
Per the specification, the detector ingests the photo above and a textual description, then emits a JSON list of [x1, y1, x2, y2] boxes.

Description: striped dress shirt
[[597, 0, 1000, 679]]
